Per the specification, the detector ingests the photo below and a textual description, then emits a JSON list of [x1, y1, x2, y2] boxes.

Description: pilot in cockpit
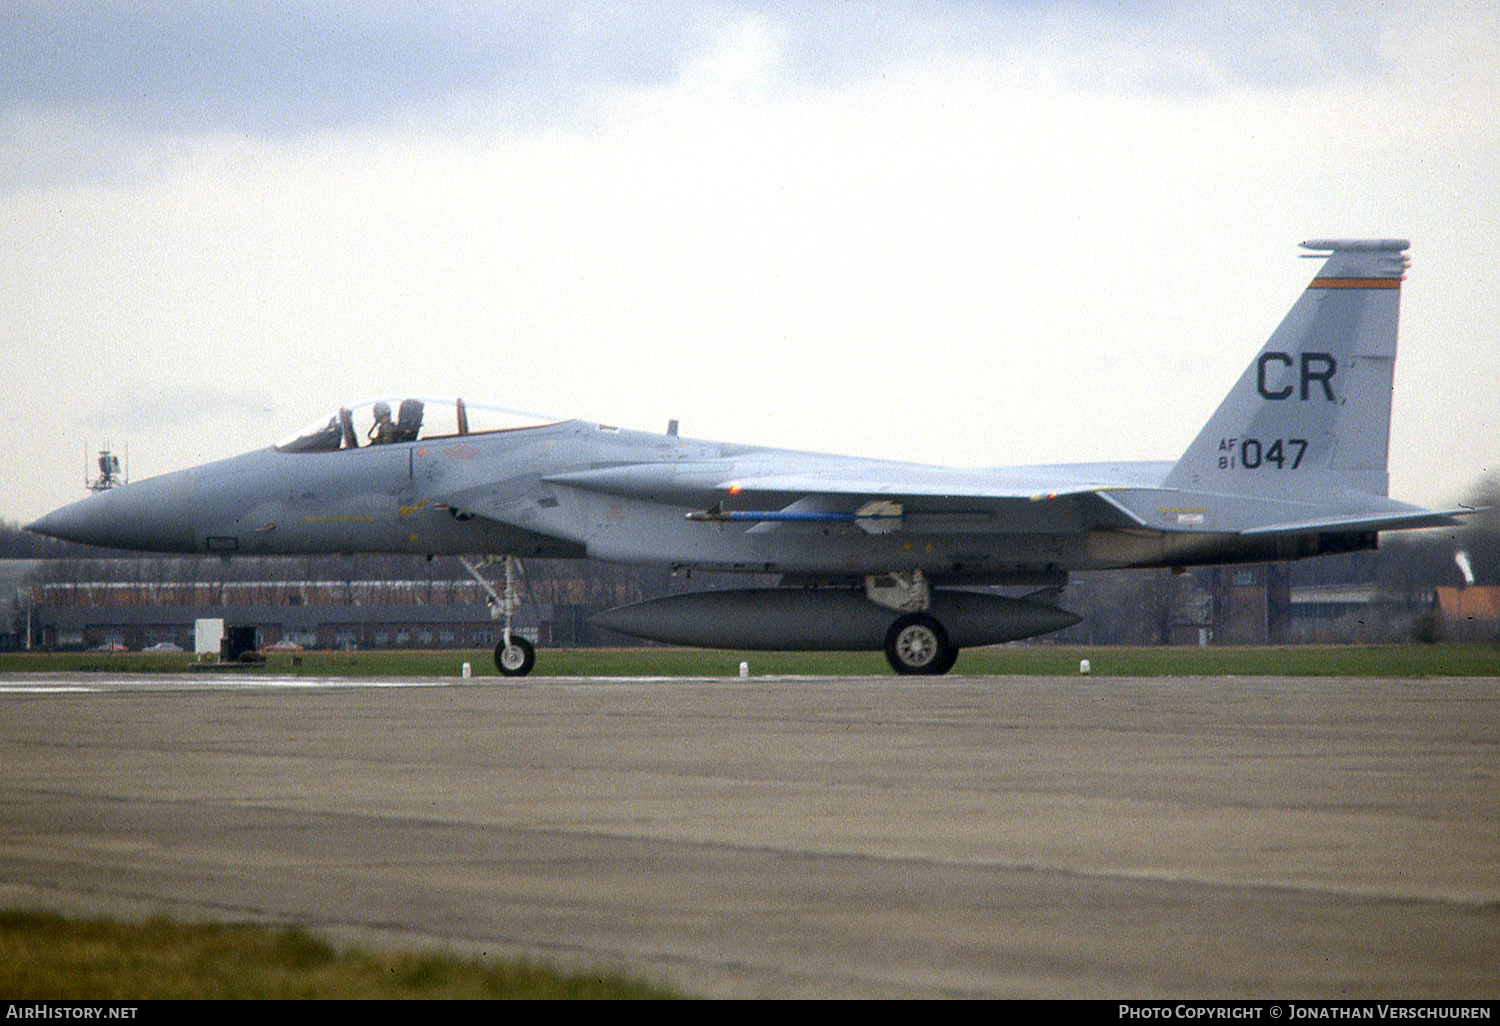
[[368, 401, 398, 445]]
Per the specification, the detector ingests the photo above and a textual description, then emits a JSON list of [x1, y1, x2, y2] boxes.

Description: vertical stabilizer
[[1163, 239, 1408, 499]]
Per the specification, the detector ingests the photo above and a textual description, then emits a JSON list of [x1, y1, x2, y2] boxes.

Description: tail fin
[[1163, 239, 1409, 499]]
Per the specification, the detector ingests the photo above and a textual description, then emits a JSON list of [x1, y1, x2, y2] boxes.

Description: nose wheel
[[884, 613, 958, 675], [495, 635, 535, 676], [461, 554, 537, 677]]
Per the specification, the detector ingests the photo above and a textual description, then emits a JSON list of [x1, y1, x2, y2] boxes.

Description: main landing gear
[[459, 555, 535, 677], [868, 570, 959, 676], [884, 612, 958, 676]]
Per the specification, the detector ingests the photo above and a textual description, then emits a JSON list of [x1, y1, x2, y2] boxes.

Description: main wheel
[[884, 613, 957, 676], [494, 636, 536, 677], [932, 644, 959, 676]]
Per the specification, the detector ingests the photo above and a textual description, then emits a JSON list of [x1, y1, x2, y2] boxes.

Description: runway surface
[[1, 672, 1496, 998]]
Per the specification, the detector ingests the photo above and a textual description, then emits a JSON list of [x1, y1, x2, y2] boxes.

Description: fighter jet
[[28, 240, 1462, 675]]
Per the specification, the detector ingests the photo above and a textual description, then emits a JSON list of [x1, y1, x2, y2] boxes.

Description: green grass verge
[[0, 910, 682, 1000], [1, 644, 1498, 678]]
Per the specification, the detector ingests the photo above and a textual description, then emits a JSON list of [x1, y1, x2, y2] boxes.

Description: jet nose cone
[[26, 502, 102, 546], [26, 479, 199, 553]]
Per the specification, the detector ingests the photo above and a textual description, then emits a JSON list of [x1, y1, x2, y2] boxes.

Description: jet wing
[[544, 462, 1153, 533], [545, 460, 1162, 502]]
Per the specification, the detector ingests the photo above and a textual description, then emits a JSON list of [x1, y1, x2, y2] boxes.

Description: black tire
[[884, 613, 956, 676], [932, 644, 959, 676], [494, 636, 536, 677]]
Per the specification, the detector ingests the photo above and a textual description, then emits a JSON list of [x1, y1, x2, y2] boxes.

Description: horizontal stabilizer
[[1240, 507, 1470, 537]]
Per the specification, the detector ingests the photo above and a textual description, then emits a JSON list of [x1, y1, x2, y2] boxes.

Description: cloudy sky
[[4, 0, 1496, 526]]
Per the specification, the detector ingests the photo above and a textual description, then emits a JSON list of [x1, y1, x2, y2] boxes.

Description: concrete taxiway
[[0, 672, 1496, 998]]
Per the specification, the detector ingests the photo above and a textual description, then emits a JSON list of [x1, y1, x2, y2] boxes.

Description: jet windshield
[[276, 397, 559, 453]]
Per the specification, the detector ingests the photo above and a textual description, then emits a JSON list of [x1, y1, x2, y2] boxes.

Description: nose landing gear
[[495, 633, 535, 676], [460, 554, 536, 677]]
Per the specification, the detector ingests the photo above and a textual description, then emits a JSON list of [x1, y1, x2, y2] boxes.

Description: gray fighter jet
[[28, 239, 1463, 675]]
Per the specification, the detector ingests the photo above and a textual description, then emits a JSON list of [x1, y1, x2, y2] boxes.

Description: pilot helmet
[[373, 401, 392, 421]]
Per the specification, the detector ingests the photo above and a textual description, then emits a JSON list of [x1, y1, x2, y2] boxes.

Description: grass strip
[[0, 911, 681, 1000]]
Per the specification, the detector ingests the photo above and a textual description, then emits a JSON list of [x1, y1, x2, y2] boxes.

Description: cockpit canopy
[[276, 397, 559, 453]]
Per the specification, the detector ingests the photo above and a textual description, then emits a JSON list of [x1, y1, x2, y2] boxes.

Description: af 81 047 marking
[[1217, 438, 1308, 470]]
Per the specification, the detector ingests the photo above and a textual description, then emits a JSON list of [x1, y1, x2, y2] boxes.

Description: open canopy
[[275, 396, 559, 453]]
